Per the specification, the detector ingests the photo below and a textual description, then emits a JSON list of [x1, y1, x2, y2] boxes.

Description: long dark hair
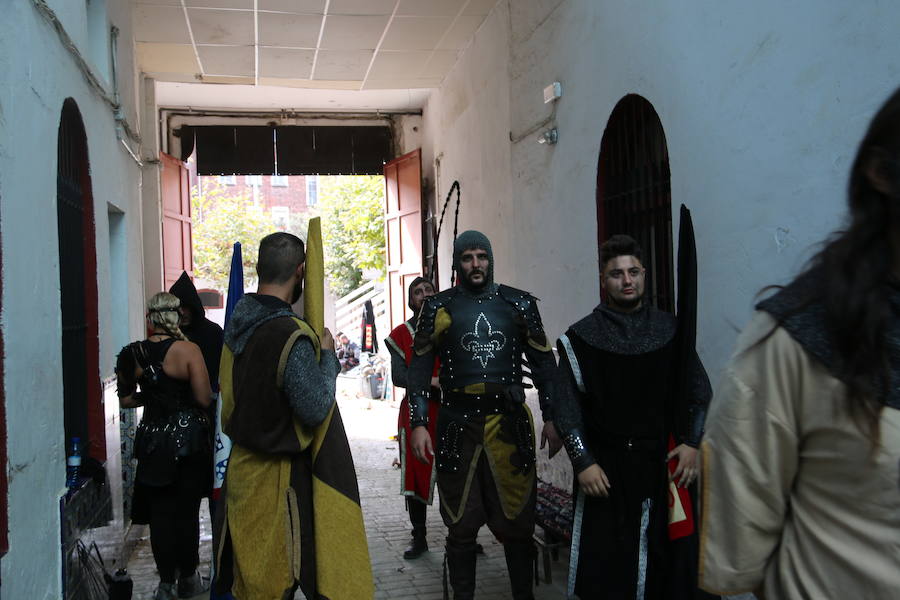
[[790, 87, 900, 441]]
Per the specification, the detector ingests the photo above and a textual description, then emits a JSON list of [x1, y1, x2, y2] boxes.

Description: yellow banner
[[303, 217, 325, 338]]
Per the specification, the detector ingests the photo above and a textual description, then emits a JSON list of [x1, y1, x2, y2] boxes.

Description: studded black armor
[[407, 285, 555, 427], [438, 287, 524, 389]]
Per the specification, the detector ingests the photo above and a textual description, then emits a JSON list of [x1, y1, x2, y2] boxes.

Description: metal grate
[[57, 101, 90, 448], [596, 95, 674, 312]]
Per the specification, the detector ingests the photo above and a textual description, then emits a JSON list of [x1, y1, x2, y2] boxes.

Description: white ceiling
[[135, 0, 498, 101]]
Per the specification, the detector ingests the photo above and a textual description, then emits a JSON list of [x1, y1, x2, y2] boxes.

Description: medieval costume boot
[[445, 541, 478, 600], [404, 499, 428, 559], [503, 541, 536, 600], [404, 528, 428, 559]]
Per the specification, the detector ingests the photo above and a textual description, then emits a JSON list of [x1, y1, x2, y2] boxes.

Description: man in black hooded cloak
[[169, 271, 225, 503], [169, 271, 225, 392]]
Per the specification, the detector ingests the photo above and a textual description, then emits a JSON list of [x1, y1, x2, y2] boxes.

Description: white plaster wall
[[424, 0, 900, 386], [395, 114, 424, 156], [0, 1, 144, 596], [420, 2, 572, 485], [422, 2, 515, 292], [141, 76, 165, 300]]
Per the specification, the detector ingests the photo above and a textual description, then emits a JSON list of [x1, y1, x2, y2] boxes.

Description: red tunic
[[387, 321, 439, 504]]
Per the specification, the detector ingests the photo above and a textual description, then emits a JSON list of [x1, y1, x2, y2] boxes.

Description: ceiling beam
[[360, 0, 401, 91], [309, 0, 331, 81], [253, 0, 260, 85], [180, 0, 204, 77]]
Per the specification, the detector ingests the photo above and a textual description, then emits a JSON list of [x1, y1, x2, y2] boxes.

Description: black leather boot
[[404, 527, 428, 559], [445, 541, 478, 600], [504, 541, 536, 600]]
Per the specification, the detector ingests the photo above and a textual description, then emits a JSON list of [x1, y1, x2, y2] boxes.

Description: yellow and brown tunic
[[213, 294, 372, 600]]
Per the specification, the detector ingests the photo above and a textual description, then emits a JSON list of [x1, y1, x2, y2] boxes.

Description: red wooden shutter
[[160, 152, 193, 290], [384, 149, 425, 332]]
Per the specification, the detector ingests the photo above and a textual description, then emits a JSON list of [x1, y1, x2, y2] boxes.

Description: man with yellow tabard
[[212, 232, 372, 600], [408, 230, 561, 600]]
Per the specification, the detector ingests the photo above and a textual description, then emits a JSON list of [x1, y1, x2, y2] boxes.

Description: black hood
[[169, 271, 205, 320], [407, 276, 430, 314], [169, 271, 224, 390]]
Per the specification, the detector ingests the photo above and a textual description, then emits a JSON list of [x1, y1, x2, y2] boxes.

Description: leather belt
[[441, 391, 506, 415], [598, 437, 661, 452]]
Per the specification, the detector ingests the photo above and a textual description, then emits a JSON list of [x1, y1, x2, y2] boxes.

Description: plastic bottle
[[108, 568, 133, 600], [65, 437, 82, 489]]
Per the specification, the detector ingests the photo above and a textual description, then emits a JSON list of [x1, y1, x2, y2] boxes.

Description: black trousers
[[407, 496, 427, 530], [146, 453, 207, 583]]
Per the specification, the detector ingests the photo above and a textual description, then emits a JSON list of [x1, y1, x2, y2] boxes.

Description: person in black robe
[[169, 272, 224, 505], [169, 271, 224, 392], [555, 234, 713, 600]]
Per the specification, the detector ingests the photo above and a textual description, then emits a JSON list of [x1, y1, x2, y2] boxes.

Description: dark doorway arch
[[596, 94, 674, 312], [57, 99, 104, 464]]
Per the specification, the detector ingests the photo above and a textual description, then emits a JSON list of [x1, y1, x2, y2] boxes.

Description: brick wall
[[198, 175, 315, 225]]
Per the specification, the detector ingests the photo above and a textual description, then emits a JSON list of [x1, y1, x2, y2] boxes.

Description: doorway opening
[[160, 121, 427, 401], [188, 169, 389, 339], [596, 95, 675, 312]]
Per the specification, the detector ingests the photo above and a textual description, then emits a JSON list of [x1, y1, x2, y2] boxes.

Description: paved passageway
[[127, 379, 569, 599], [126, 378, 753, 599]]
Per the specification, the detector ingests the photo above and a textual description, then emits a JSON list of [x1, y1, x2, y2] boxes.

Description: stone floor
[[126, 376, 752, 600], [125, 378, 568, 599]]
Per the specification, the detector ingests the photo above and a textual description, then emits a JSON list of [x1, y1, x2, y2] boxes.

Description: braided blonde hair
[[147, 292, 189, 341]]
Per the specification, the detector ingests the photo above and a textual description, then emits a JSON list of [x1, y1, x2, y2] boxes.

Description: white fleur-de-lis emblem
[[461, 313, 507, 368]]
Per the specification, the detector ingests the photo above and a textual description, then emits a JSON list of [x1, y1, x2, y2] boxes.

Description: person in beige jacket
[[699, 87, 900, 600]]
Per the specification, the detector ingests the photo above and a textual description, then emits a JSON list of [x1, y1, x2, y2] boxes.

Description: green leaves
[[318, 175, 386, 297], [190, 175, 386, 298], [192, 181, 273, 292]]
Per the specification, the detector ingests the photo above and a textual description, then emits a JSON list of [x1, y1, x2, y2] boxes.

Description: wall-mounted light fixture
[[538, 128, 559, 145], [543, 82, 562, 104]]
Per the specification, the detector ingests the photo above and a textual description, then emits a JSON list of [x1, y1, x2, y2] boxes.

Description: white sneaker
[[153, 581, 177, 600], [177, 570, 210, 598]]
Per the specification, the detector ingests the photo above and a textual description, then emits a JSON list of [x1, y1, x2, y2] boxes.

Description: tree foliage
[[192, 181, 274, 292], [191, 176, 384, 298], [318, 175, 386, 297]]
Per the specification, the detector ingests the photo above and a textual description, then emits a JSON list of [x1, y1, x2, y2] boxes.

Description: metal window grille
[[596, 95, 674, 313], [57, 101, 90, 447]]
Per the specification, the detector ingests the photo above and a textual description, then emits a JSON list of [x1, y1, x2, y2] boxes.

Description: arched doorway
[[56, 99, 104, 464], [596, 95, 674, 312]]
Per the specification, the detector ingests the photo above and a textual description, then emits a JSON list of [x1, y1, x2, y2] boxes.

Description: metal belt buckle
[[625, 439, 634, 450]]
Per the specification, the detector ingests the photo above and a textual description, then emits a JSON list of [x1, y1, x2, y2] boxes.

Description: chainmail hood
[[569, 302, 676, 355], [757, 273, 900, 409], [453, 230, 494, 292], [407, 275, 430, 315]]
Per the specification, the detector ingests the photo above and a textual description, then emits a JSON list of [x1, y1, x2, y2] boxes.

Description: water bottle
[[66, 437, 82, 489], [107, 568, 133, 600]]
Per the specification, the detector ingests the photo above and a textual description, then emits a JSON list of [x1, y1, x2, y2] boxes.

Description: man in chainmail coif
[[407, 230, 561, 600]]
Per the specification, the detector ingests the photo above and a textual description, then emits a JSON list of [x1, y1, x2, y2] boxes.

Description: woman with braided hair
[[116, 292, 213, 600]]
